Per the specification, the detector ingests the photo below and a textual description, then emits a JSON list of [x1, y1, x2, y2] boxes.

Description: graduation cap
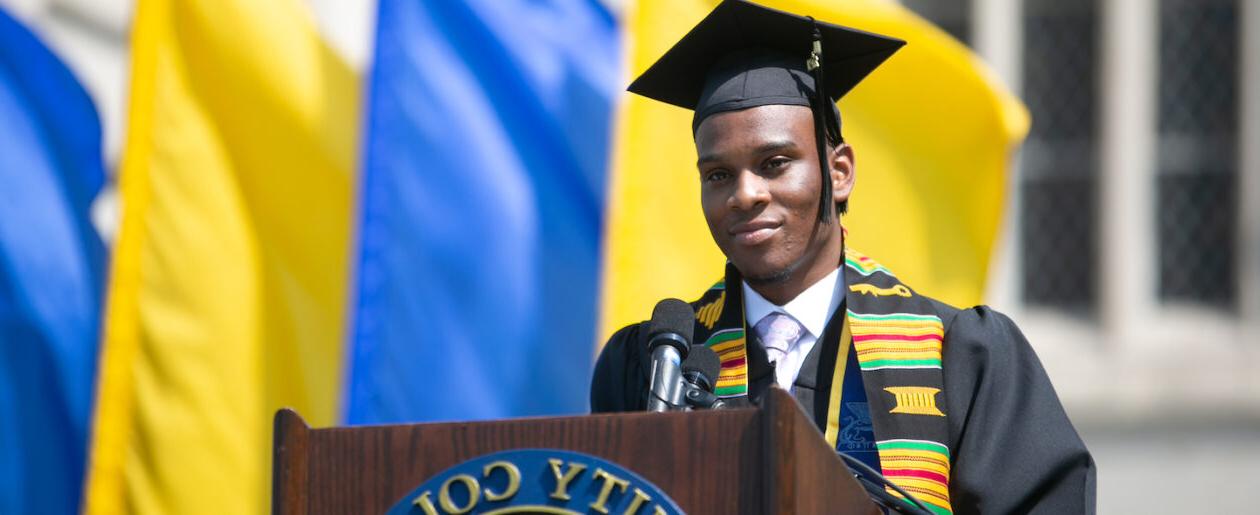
[[627, 0, 905, 222]]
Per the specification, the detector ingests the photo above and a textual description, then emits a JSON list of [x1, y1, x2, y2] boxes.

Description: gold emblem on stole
[[884, 386, 946, 416], [849, 283, 912, 297]]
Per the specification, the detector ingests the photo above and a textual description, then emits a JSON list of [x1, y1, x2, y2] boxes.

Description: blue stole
[[836, 337, 881, 473]]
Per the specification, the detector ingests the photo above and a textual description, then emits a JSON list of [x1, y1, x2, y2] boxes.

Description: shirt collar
[[742, 265, 845, 339]]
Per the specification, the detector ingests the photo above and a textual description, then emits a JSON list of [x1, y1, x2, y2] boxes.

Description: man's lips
[[729, 219, 781, 246]]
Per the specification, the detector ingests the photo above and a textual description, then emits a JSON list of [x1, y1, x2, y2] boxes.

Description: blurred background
[[0, 0, 1256, 513], [903, 1, 1260, 513]]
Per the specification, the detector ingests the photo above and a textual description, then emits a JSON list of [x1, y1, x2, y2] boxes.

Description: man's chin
[[740, 265, 794, 286]]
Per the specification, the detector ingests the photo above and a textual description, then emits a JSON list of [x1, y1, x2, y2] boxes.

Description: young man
[[590, 1, 1095, 513]]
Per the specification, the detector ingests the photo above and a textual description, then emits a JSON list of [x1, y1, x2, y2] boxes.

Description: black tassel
[[806, 18, 834, 225]]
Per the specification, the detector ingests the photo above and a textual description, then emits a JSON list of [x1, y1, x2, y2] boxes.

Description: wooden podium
[[273, 388, 878, 514]]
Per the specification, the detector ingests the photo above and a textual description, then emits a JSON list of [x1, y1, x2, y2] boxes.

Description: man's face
[[694, 104, 850, 285]]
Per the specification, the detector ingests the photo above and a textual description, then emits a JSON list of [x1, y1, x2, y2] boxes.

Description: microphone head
[[682, 345, 722, 392], [648, 298, 695, 355]]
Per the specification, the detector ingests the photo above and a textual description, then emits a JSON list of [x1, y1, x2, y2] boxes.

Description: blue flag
[[0, 7, 106, 515], [347, 0, 621, 423]]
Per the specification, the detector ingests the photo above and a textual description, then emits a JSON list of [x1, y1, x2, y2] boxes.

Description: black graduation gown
[[591, 298, 1097, 515]]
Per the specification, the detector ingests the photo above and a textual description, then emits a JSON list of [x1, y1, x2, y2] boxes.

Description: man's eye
[[704, 170, 731, 182], [764, 157, 790, 170]]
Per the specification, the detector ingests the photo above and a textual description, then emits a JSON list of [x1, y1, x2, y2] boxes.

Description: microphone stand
[[680, 380, 725, 410], [836, 452, 935, 515]]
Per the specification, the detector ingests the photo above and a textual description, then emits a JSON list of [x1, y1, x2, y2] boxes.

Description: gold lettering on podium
[[411, 491, 439, 515], [406, 454, 677, 514], [589, 468, 630, 514], [621, 487, 653, 515], [482, 460, 521, 502], [547, 459, 587, 501], [438, 474, 480, 514]]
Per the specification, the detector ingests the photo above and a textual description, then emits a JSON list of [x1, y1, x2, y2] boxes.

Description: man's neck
[[748, 263, 838, 305], [743, 265, 844, 339]]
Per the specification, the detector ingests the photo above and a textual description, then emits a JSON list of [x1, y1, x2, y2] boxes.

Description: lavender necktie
[[753, 311, 804, 368]]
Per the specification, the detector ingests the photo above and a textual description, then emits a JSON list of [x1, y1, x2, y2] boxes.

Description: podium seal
[[386, 449, 684, 515]]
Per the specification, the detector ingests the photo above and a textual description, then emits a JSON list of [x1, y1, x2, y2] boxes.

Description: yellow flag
[[599, 0, 1028, 339], [85, 0, 358, 512]]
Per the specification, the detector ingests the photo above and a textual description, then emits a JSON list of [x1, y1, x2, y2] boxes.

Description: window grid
[[1156, 0, 1240, 309], [1019, 0, 1101, 314]]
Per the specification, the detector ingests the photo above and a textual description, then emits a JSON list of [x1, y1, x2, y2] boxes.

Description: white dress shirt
[[742, 266, 845, 389]]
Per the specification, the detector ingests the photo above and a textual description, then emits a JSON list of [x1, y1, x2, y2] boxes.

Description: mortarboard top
[[627, 0, 905, 132], [626, 0, 906, 222]]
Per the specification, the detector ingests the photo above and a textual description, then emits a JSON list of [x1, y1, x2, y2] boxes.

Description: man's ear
[[831, 143, 855, 205]]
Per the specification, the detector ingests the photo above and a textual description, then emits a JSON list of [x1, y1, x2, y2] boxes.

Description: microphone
[[681, 345, 725, 410], [681, 345, 720, 392], [645, 299, 694, 412]]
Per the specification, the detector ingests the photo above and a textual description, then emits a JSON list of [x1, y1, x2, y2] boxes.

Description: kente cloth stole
[[689, 248, 954, 515]]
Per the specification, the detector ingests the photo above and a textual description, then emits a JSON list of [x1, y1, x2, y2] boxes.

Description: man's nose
[[728, 170, 770, 211]]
